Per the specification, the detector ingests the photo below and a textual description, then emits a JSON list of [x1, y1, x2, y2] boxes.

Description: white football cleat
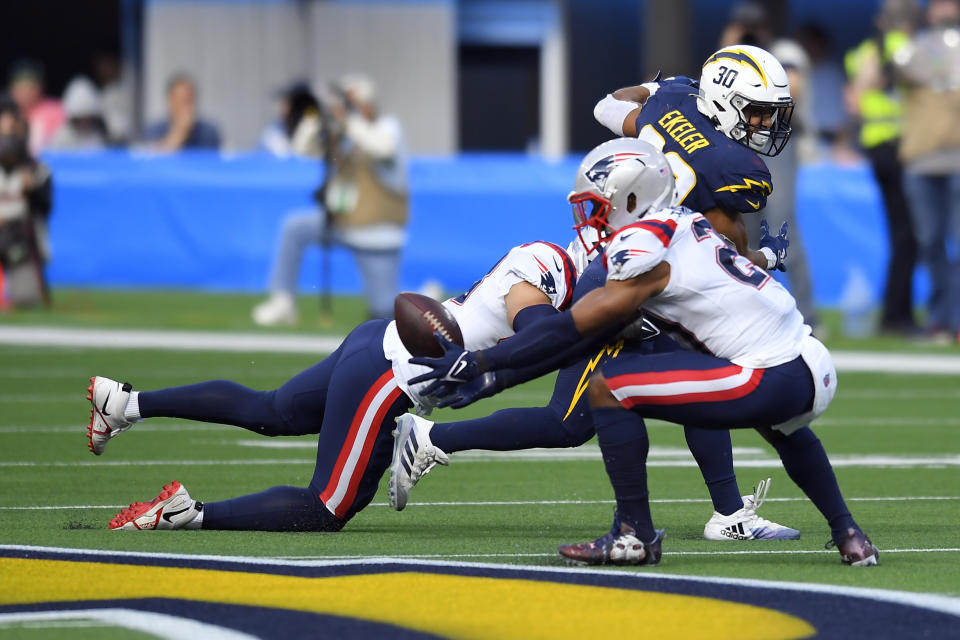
[[109, 481, 202, 531], [252, 292, 297, 326], [389, 413, 448, 511], [703, 478, 800, 541], [87, 376, 134, 456]]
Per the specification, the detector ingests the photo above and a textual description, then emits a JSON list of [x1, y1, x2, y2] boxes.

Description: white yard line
[[0, 326, 343, 354], [3, 496, 957, 510], [2, 325, 960, 374], [4, 453, 960, 468]]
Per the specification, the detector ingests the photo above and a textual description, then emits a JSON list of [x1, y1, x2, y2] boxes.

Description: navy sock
[[139, 381, 287, 434], [592, 407, 655, 542], [683, 425, 743, 515], [430, 406, 585, 453], [763, 426, 857, 539], [202, 486, 343, 532]]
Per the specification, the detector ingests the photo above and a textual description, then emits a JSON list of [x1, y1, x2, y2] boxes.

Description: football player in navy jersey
[[85, 241, 578, 533], [408, 139, 877, 568], [592, 44, 793, 270]]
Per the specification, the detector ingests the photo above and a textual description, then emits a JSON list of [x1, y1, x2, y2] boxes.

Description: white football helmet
[[697, 44, 794, 156], [568, 138, 675, 253]]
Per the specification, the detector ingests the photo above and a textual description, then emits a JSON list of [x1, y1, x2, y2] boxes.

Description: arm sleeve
[[512, 303, 558, 332], [478, 310, 583, 372], [710, 155, 773, 213], [593, 94, 641, 136]]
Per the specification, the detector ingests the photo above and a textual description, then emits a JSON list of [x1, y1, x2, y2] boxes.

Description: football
[[394, 292, 464, 357]]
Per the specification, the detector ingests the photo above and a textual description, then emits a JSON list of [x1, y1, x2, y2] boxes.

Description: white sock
[[185, 504, 203, 530], [123, 391, 141, 422]]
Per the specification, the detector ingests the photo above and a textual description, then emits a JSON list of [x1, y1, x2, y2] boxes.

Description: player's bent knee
[[587, 373, 620, 408]]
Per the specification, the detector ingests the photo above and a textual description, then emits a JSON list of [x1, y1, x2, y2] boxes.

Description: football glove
[[759, 219, 789, 272], [408, 333, 483, 397], [436, 372, 504, 409]]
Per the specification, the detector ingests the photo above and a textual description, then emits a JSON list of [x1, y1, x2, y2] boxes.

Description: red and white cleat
[[87, 376, 133, 455], [109, 481, 202, 531]]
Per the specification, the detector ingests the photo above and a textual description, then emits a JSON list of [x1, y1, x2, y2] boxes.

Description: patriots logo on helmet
[[823, 373, 831, 388], [539, 271, 557, 296], [585, 153, 647, 191]]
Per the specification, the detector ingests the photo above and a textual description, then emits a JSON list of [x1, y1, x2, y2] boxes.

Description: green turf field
[[1, 290, 959, 606]]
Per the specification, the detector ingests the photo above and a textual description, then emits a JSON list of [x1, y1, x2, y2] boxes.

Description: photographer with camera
[[0, 96, 52, 309], [253, 74, 409, 325]]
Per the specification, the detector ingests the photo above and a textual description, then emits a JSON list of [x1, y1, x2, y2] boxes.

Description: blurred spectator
[[92, 50, 134, 144], [8, 61, 65, 155], [253, 74, 408, 324], [797, 24, 857, 160], [144, 74, 221, 151], [50, 77, 108, 151], [720, 2, 819, 326], [844, 0, 920, 335], [895, 0, 960, 341], [0, 97, 52, 308], [259, 81, 322, 157]]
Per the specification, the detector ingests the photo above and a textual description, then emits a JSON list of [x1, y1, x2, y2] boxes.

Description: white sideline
[[2, 325, 960, 373], [2, 544, 959, 619]]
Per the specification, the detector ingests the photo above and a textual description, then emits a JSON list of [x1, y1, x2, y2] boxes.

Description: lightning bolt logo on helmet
[[568, 138, 676, 254]]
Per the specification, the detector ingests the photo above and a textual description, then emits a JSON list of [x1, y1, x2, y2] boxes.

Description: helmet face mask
[[568, 138, 676, 254], [570, 192, 613, 253], [698, 44, 795, 157]]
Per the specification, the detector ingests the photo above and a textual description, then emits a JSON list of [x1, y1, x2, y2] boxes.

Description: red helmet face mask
[[569, 191, 612, 254]]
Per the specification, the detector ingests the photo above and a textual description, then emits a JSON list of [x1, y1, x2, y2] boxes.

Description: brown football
[[394, 292, 464, 357]]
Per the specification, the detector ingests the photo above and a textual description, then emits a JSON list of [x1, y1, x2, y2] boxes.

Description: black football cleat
[[558, 521, 665, 567], [826, 527, 879, 566]]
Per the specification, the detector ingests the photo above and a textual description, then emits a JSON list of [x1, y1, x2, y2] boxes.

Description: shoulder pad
[[711, 153, 772, 213]]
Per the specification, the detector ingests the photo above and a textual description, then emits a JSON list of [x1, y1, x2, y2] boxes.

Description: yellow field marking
[[0, 558, 814, 640]]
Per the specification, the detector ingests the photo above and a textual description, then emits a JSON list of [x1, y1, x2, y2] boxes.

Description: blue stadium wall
[[43, 152, 927, 307]]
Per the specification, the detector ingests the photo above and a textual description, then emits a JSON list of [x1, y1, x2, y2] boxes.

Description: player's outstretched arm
[[409, 264, 670, 403]]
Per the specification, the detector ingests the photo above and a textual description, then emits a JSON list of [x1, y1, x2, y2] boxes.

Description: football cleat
[[109, 481, 202, 531], [389, 413, 449, 511], [703, 477, 800, 541], [826, 527, 879, 567], [558, 520, 665, 566], [87, 376, 134, 456]]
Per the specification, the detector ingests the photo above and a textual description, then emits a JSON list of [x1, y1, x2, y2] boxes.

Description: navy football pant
[[596, 348, 855, 539], [429, 338, 746, 515], [138, 319, 411, 530]]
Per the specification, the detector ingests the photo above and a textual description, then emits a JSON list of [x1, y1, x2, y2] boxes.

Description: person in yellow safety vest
[[844, 0, 919, 335]]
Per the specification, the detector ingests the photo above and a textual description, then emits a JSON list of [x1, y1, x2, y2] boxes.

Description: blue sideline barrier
[[42, 151, 928, 307]]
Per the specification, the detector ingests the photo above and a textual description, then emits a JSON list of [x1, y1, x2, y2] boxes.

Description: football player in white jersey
[[409, 138, 878, 567], [85, 240, 576, 533]]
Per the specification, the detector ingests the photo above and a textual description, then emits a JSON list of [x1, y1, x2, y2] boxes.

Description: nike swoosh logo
[[451, 359, 468, 378], [100, 392, 111, 416], [162, 506, 190, 523], [745, 199, 760, 210], [553, 256, 562, 272]]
